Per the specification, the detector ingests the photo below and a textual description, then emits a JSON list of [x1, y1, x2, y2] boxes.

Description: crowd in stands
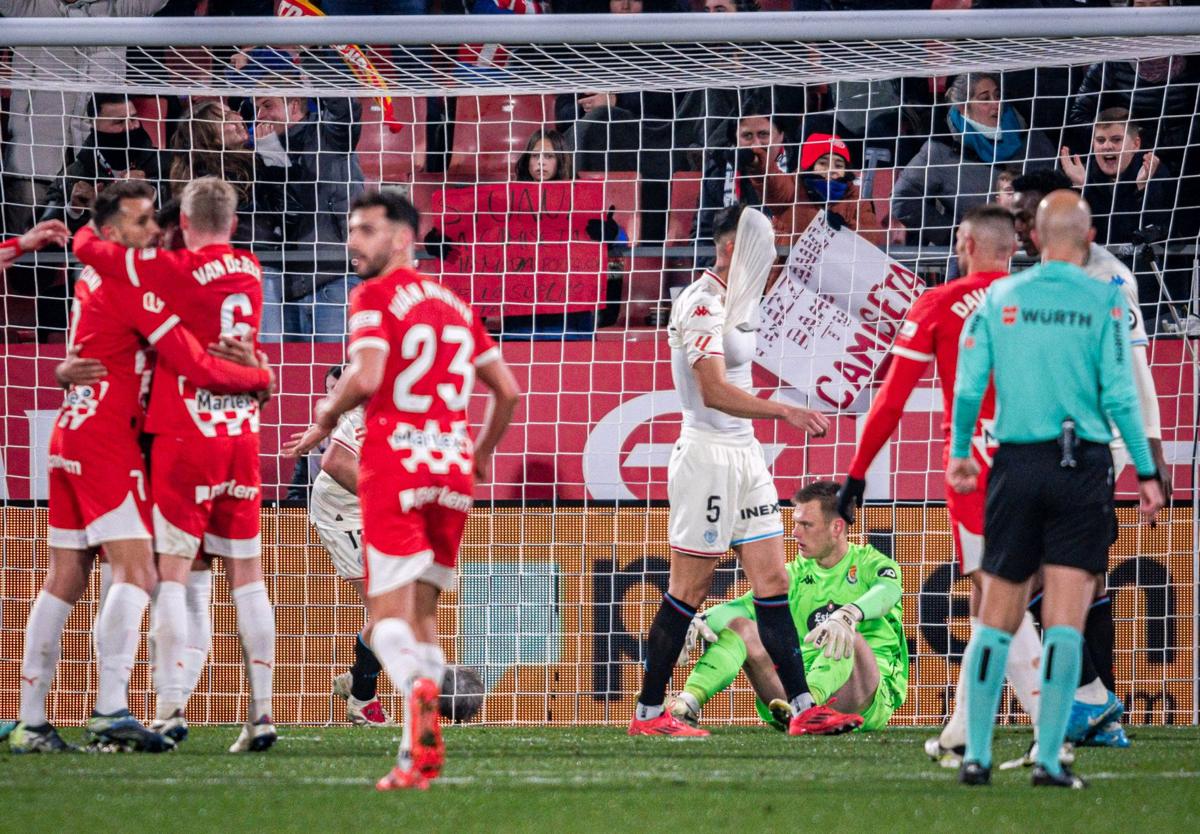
[[2, 0, 1199, 343]]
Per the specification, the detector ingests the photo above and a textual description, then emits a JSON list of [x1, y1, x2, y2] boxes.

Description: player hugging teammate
[[9, 177, 273, 754]]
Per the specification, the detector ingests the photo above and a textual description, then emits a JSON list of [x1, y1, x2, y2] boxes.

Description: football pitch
[[2, 726, 1198, 833]]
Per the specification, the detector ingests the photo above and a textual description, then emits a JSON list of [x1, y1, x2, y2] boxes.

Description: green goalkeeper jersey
[[708, 543, 908, 677]]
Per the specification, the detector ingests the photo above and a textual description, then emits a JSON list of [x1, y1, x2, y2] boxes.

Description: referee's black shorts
[[982, 440, 1116, 583]]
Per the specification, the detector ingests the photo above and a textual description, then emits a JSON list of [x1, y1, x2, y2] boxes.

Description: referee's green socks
[[963, 625, 1011, 769], [1037, 626, 1083, 776]]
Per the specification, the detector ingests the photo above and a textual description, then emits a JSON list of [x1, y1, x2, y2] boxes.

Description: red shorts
[[47, 425, 150, 549], [151, 433, 262, 559], [358, 466, 473, 597], [944, 440, 992, 574]]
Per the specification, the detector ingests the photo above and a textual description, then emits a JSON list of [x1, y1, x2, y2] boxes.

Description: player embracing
[[73, 176, 276, 753], [835, 205, 1047, 764], [10, 181, 269, 754], [286, 190, 520, 790], [629, 204, 858, 738]]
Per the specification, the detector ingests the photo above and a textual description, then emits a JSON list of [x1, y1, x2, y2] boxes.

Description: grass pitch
[[2, 725, 1197, 833]]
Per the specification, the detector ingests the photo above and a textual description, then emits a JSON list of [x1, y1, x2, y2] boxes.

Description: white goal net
[[0, 8, 1196, 727]]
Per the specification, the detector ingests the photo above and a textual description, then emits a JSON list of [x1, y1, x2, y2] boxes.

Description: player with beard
[[73, 177, 276, 754], [286, 190, 520, 790], [9, 180, 269, 754]]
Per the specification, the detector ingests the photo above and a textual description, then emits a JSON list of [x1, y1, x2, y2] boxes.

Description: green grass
[[2, 726, 1198, 833]]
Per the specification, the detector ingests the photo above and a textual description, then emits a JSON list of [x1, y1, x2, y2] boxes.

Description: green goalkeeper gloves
[[675, 613, 719, 666], [804, 604, 863, 659]]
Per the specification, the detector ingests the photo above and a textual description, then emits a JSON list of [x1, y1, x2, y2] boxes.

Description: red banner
[[1, 338, 1192, 503], [428, 182, 606, 317]]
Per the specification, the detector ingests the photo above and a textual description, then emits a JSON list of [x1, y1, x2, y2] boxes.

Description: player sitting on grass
[[670, 481, 908, 733]]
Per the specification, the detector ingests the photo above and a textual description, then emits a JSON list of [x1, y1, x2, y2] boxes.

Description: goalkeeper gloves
[[675, 613, 719, 666], [836, 477, 866, 524], [804, 604, 862, 660]]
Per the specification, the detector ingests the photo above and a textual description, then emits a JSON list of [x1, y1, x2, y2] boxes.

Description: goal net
[[0, 8, 1196, 727]]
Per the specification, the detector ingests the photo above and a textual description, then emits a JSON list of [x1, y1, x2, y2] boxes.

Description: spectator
[[992, 169, 1016, 209], [891, 71, 1055, 245], [323, 0, 427, 12], [1059, 108, 1175, 245], [694, 108, 792, 244], [0, 0, 168, 234], [515, 129, 574, 182], [169, 99, 289, 337], [766, 132, 885, 248], [41, 93, 164, 231], [240, 48, 364, 343]]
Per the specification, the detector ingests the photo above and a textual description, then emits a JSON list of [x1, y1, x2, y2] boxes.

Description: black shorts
[[982, 440, 1115, 583]]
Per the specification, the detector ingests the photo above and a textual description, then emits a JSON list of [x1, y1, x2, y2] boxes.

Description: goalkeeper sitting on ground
[[670, 481, 908, 733]]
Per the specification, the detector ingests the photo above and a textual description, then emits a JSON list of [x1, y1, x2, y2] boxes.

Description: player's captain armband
[[877, 566, 898, 580], [349, 310, 383, 332]]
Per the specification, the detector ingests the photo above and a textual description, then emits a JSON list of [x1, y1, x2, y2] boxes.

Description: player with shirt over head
[[73, 177, 277, 753], [670, 481, 907, 732], [629, 204, 860, 738], [10, 181, 269, 754], [835, 205, 1047, 766], [285, 190, 520, 791]]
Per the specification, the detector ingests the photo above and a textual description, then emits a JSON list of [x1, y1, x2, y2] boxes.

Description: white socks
[[19, 592, 73, 727], [418, 642, 446, 687], [1076, 677, 1108, 705], [372, 618, 422, 762], [94, 583, 150, 715], [231, 580, 275, 722], [151, 581, 187, 718], [941, 613, 1044, 749], [182, 569, 214, 701], [1006, 611, 1042, 724]]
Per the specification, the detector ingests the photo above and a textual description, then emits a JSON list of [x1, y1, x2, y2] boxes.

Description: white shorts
[[667, 428, 783, 557], [314, 522, 365, 581]]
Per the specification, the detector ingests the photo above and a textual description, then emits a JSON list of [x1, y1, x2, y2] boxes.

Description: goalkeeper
[[670, 481, 907, 732]]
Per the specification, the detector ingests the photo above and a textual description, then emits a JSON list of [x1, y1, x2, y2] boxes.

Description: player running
[[73, 177, 277, 753], [11, 181, 269, 754], [1010, 170, 1168, 748], [285, 190, 520, 790], [629, 204, 855, 738], [834, 204, 1047, 765], [670, 481, 907, 732]]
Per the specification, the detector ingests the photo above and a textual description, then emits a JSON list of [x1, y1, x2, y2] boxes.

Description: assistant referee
[[946, 191, 1164, 789]]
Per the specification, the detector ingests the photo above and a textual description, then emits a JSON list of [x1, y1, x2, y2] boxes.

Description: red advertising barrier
[[1, 337, 1192, 503], [427, 181, 606, 317]]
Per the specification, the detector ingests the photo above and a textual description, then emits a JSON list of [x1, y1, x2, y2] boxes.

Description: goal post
[[0, 8, 1196, 727]]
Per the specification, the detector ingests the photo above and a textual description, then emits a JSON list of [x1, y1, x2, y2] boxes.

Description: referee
[[947, 190, 1164, 789]]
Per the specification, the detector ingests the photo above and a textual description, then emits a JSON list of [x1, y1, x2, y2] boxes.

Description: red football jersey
[[348, 266, 499, 477], [848, 270, 1006, 480], [74, 226, 265, 439], [55, 261, 270, 440]]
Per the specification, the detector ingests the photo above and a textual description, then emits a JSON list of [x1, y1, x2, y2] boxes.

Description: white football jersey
[[310, 407, 364, 531], [667, 270, 756, 439], [1084, 243, 1148, 347], [1084, 244, 1152, 465]]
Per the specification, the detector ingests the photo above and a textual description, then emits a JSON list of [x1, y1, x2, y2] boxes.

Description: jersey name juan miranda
[[348, 269, 500, 476], [73, 226, 265, 440]]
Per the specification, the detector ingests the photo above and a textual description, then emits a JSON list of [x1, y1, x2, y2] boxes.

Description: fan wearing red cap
[[765, 132, 885, 248]]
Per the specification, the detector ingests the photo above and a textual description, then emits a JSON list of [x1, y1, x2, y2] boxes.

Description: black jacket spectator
[[1081, 151, 1176, 247], [41, 123, 163, 230], [1068, 56, 1200, 170]]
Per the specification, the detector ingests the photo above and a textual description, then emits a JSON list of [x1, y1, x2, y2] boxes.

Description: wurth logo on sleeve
[[1002, 305, 1018, 325]]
